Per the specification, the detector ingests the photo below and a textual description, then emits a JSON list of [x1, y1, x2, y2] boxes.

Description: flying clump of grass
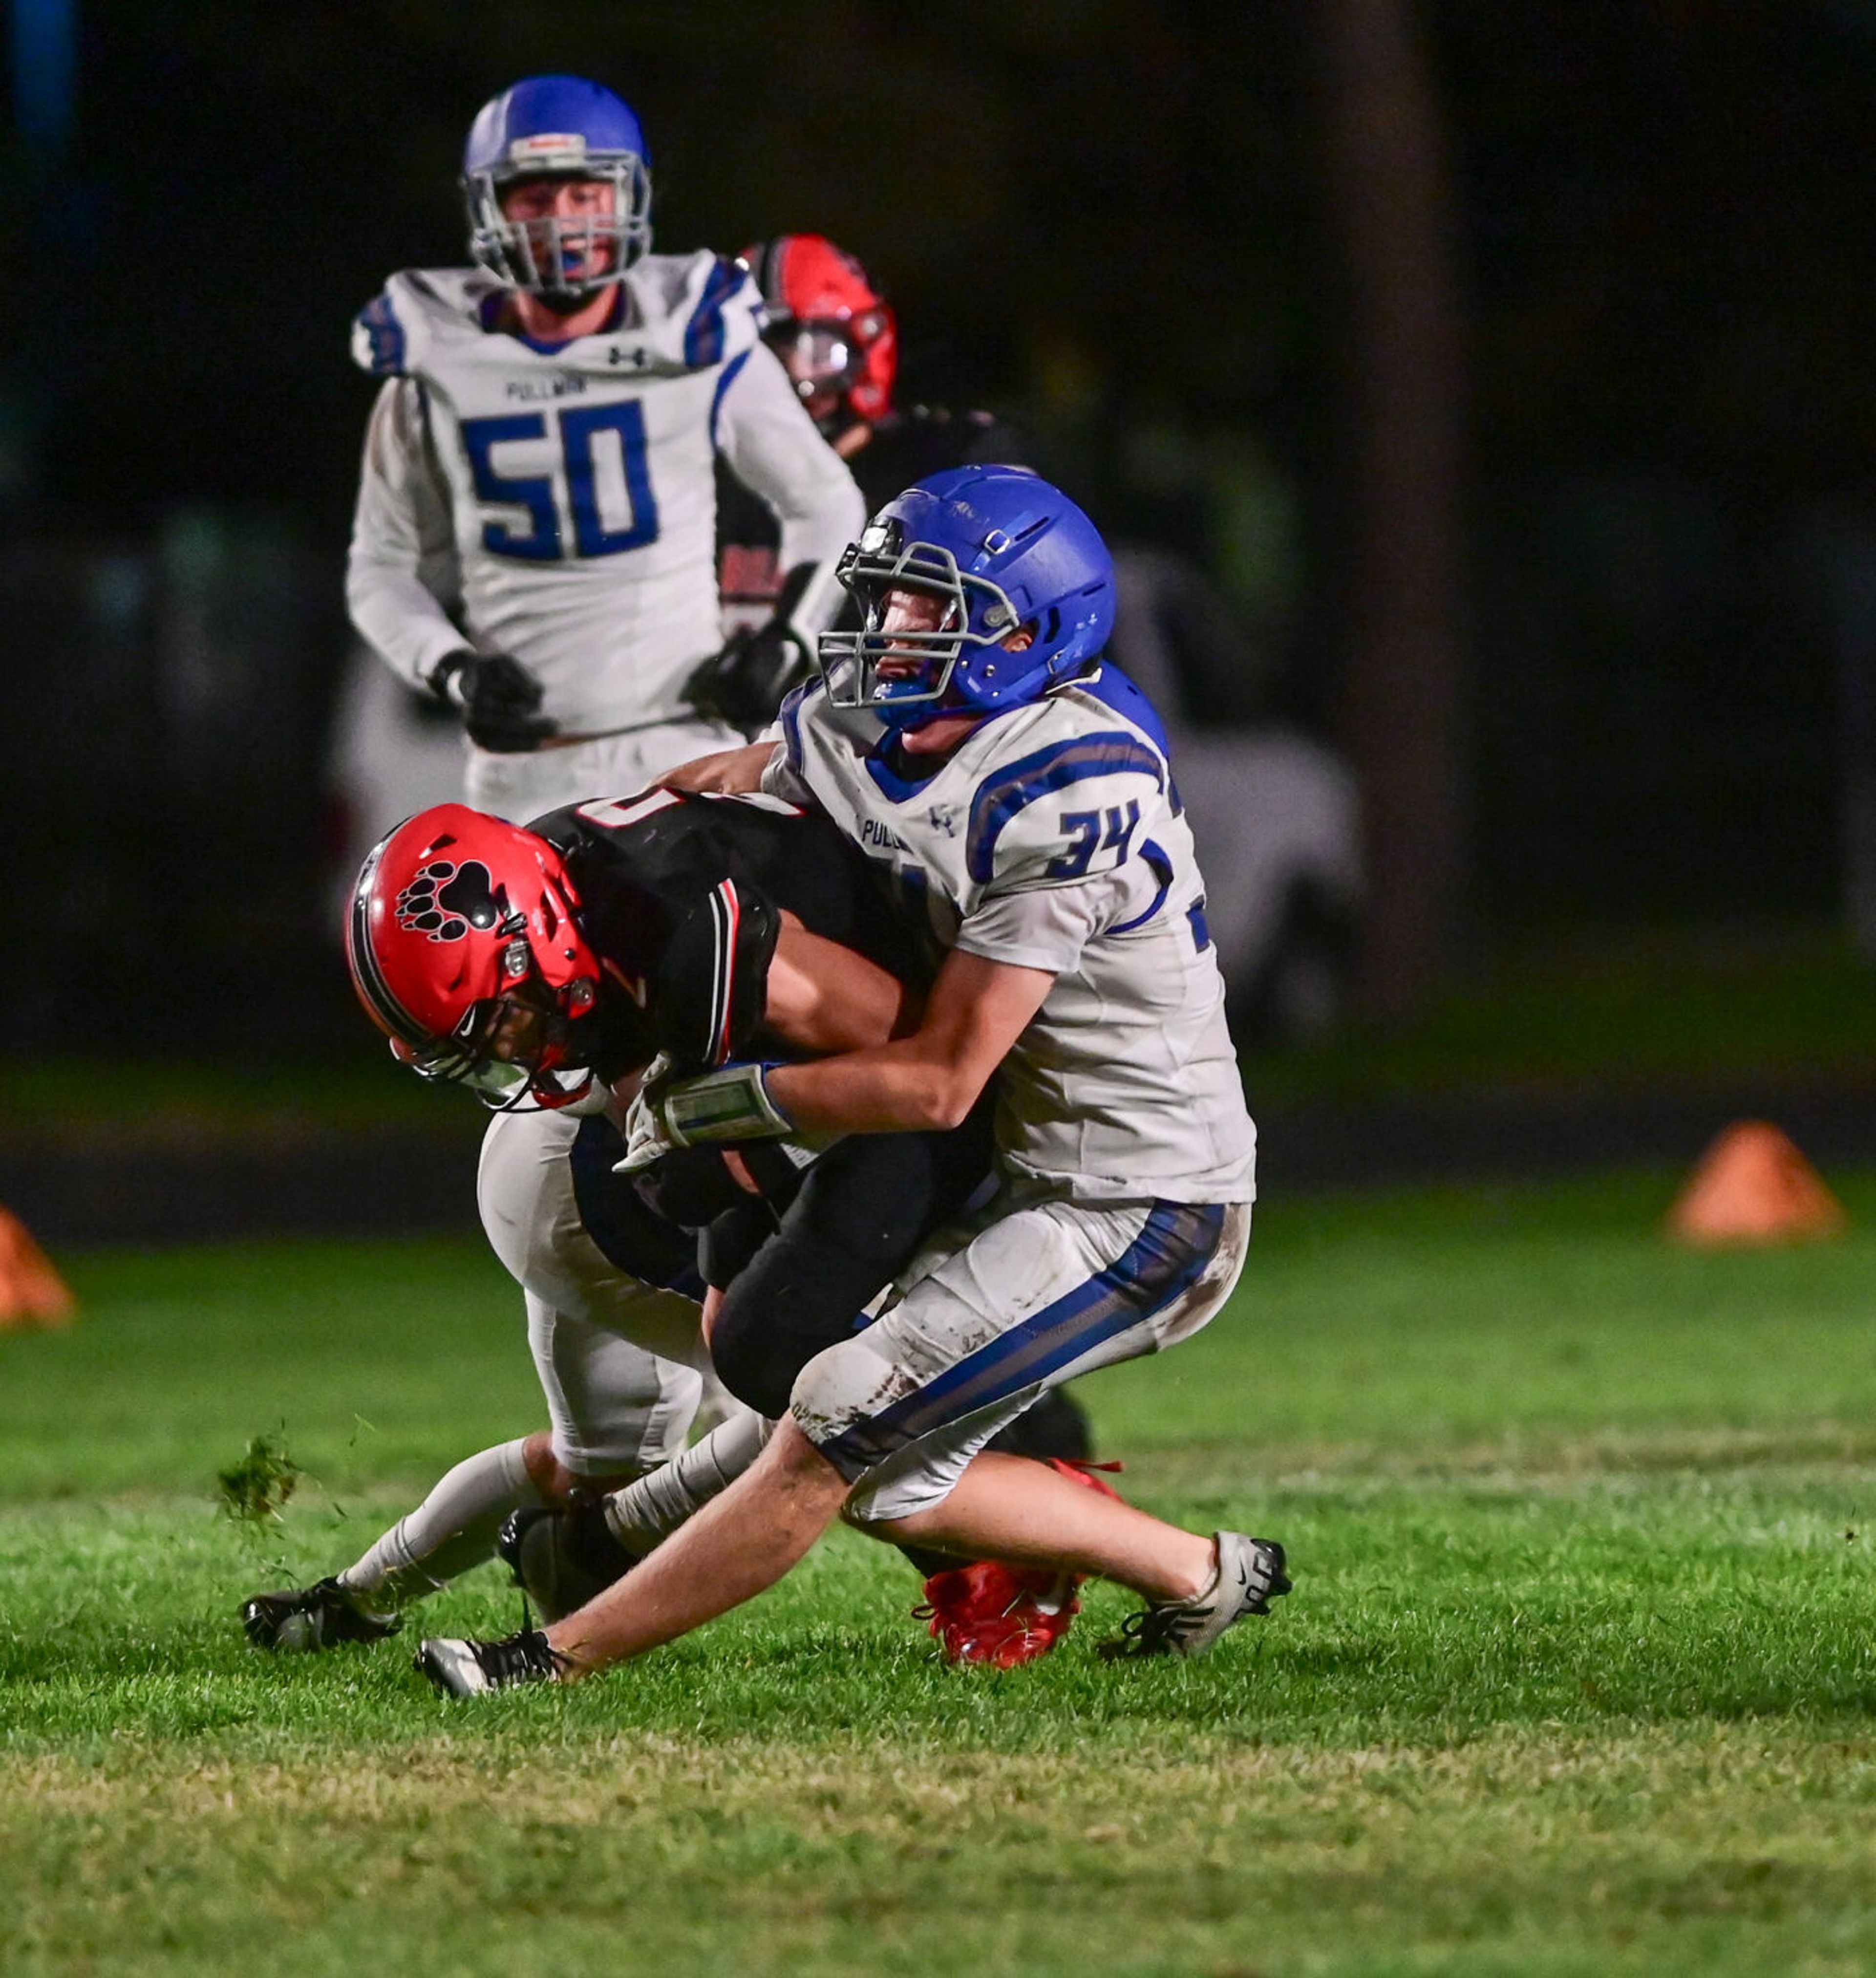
[[215, 1432, 302, 1527]]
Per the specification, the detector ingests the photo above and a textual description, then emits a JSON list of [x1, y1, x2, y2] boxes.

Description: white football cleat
[[1099, 1531, 1291, 1659]]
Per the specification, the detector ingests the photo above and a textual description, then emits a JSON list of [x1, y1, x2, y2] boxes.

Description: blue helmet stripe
[[964, 731, 1167, 882]]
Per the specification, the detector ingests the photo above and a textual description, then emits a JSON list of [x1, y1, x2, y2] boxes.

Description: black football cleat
[[415, 1627, 567, 1698], [241, 1576, 401, 1653], [496, 1505, 641, 1622]]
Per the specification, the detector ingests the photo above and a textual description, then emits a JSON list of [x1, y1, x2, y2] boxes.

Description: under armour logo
[[927, 804, 958, 838]]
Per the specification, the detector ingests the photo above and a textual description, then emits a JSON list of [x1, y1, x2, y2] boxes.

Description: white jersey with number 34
[[345, 255, 864, 736], [766, 667, 1257, 1204]]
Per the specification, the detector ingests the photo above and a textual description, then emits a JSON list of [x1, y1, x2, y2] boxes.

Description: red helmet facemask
[[346, 805, 601, 1110], [745, 234, 897, 428]]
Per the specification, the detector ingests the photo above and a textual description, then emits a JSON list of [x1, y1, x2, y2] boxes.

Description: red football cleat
[[914, 1456, 1126, 1668], [917, 1559, 1083, 1668]]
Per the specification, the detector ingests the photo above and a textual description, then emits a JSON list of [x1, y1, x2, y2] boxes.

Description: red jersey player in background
[[696, 234, 1025, 729]]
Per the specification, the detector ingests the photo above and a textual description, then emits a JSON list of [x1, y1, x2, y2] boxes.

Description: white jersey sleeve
[[758, 732, 812, 807], [345, 378, 469, 691], [713, 343, 865, 637]]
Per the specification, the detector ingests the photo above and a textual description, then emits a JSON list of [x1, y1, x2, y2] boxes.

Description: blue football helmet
[[818, 466, 1115, 730], [461, 75, 652, 297]]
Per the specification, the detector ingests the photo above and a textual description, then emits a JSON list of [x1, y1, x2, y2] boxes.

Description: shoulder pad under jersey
[[350, 268, 490, 378], [621, 250, 763, 373], [961, 698, 1172, 894], [653, 872, 782, 1070]]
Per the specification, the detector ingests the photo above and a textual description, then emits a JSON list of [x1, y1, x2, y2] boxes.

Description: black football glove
[[683, 617, 810, 729], [684, 560, 821, 728], [428, 650, 559, 753]]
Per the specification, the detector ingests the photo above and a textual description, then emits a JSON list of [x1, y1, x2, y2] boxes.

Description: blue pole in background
[[13, 0, 76, 155]]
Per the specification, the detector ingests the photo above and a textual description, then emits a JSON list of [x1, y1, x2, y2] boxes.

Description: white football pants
[[792, 1191, 1253, 1524], [478, 1105, 745, 1478]]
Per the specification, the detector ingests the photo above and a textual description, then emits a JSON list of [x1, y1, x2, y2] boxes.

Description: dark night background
[[4, 0, 1876, 1069]]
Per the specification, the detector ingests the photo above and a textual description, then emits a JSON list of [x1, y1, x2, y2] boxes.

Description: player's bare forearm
[[657, 742, 779, 795], [763, 924, 919, 1056], [766, 949, 1053, 1133]]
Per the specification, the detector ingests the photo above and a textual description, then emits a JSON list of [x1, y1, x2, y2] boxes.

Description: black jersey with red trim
[[529, 788, 917, 1084]]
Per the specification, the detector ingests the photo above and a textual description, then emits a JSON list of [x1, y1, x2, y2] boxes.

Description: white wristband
[[662, 1061, 793, 1147]]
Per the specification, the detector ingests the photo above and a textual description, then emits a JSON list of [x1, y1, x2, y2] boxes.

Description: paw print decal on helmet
[[394, 860, 503, 943]]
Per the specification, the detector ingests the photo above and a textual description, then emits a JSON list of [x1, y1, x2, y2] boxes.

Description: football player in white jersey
[[413, 468, 1292, 1698], [344, 73, 865, 825]]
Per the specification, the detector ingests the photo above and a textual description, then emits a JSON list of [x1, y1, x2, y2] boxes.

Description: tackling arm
[[658, 742, 780, 795], [763, 920, 920, 1058], [765, 947, 1053, 1134]]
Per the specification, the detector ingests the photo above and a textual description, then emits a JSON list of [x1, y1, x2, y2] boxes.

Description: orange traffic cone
[[0, 1204, 76, 1330], [1666, 1121, 1847, 1247]]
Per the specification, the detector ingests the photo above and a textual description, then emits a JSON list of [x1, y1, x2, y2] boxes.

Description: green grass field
[[6, 1169, 1876, 1977]]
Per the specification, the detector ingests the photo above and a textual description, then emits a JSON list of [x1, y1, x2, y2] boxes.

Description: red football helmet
[[345, 804, 601, 1108], [744, 234, 897, 427]]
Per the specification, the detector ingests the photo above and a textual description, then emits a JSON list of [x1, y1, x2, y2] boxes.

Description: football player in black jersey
[[243, 789, 1097, 1665], [694, 234, 1026, 730]]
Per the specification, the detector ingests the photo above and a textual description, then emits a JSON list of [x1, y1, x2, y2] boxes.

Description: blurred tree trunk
[[1317, 0, 1467, 1023]]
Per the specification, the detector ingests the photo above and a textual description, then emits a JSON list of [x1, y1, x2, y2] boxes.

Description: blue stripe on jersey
[[1080, 664, 1183, 814], [356, 293, 407, 377], [817, 1202, 1224, 1480], [964, 731, 1167, 883], [862, 737, 946, 804], [683, 256, 745, 369], [1109, 838, 1175, 933], [708, 346, 751, 452]]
